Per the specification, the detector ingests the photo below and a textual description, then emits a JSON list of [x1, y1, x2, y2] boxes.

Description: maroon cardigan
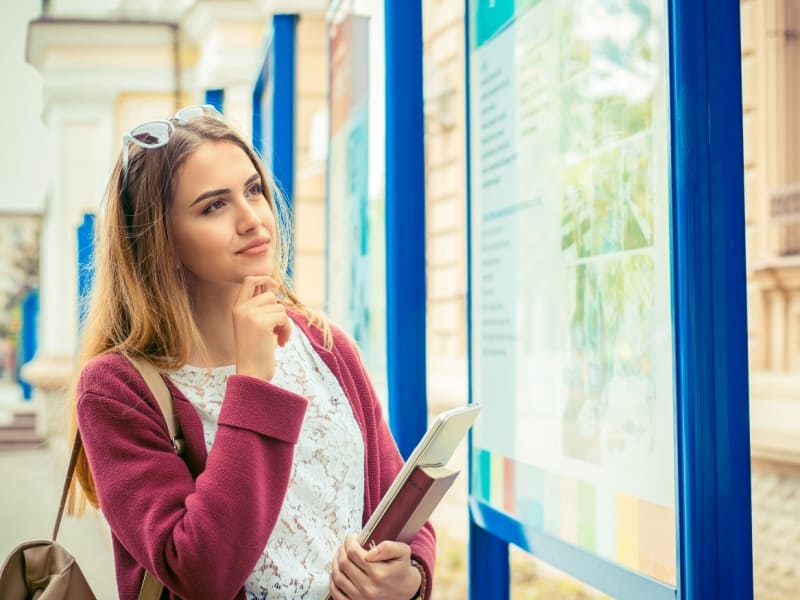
[[76, 314, 435, 600]]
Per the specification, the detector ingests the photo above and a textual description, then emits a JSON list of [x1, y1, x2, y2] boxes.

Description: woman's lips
[[237, 241, 269, 256]]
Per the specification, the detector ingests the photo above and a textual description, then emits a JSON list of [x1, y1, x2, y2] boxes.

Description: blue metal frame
[[204, 88, 225, 114], [668, 2, 752, 598], [272, 14, 297, 280], [384, 0, 428, 459], [252, 48, 268, 158], [471, 498, 675, 599]]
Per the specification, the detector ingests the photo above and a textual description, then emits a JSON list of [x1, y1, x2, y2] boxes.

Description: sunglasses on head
[[120, 104, 223, 190]]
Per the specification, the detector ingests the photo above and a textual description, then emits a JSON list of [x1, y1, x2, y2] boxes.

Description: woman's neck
[[187, 284, 238, 367]]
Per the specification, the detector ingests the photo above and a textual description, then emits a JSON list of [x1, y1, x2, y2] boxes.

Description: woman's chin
[[243, 266, 274, 279]]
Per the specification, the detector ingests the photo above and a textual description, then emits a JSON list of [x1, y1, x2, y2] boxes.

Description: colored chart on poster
[[468, 0, 676, 584]]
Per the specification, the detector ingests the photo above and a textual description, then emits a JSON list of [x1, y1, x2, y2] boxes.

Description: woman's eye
[[247, 182, 264, 197], [203, 199, 226, 214]]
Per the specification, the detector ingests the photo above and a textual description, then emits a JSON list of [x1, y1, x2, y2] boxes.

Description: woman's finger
[[343, 534, 374, 571], [330, 547, 362, 599], [275, 317, 292, 347], [364, 540, 411, 563], [235, 275, 277, 304]]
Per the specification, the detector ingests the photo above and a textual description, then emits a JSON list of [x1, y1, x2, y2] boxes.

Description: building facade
[[742, 1, 800, 598]]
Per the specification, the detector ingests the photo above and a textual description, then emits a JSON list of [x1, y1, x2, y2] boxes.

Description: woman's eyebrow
[[189, 173, 261, 207], [190, 188, 228, 207]]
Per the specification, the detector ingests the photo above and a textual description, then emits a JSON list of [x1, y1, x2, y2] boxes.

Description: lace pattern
[[168, 325, 365, 599]]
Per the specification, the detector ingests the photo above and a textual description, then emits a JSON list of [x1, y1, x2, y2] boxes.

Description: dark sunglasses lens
[[130, 122, 171, 146]]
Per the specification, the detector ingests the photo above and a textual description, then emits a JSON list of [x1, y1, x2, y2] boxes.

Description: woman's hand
[[233, 275, 291, 381], [329, 534, 422, 600]]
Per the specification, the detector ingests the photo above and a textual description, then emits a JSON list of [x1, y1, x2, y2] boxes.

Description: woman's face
[[170, 140, 277, 294]]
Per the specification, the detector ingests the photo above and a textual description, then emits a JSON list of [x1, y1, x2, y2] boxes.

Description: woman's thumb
[[365, 541, 388, 562]]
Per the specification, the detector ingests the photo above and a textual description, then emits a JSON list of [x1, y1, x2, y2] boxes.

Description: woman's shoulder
[[77, 352, 139, 396], [80, 351, 134, 376]]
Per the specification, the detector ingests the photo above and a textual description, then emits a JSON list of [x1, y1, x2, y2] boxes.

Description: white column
[[22, 98, 115, 437]]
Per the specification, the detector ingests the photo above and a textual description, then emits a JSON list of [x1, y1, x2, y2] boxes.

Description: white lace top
[[167, 325, 365, 599]]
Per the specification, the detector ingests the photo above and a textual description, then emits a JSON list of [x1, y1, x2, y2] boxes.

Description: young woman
[[68, 105, 434, 600]]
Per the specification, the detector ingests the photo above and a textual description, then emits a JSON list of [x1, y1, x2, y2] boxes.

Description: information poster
[[469, 0, 675, 584], [327, 12, 386, 379]]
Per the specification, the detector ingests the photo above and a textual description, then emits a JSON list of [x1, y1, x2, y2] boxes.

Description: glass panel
[[468, 0, 676, 585]]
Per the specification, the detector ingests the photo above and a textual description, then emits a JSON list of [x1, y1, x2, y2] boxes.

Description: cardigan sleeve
[[76, 354, 307, 600], [328, 325, 437, 600]]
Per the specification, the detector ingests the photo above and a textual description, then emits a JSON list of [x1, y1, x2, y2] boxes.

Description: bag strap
[[53, 355, 184, 600], [52, 431, 83, 541], [128, 356, 185, 455], [127, 356, 184, 600]]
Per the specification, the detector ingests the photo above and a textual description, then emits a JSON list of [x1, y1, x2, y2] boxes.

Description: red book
[[361, 464, 460, 548]]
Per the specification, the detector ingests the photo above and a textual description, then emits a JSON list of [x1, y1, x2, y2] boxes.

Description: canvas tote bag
[[0, 356, 181, 599]]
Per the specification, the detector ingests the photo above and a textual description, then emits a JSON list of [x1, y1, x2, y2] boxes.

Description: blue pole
[[253, 60, 266, 157], [77, 212, 95, 328], [384, 1, 428, 459], [469, 520, 511, 597], [204, 88, 225, 114], [18, 290, 38, 400], [253, 40, 274, 168], [272, 14, 297, 280], [669, 1, 752, 598]]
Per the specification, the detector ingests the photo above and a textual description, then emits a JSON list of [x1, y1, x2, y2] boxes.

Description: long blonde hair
[[68, 115, 329, 513]]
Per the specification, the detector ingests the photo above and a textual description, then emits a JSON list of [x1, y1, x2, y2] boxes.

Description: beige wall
[[423, 0, 468, 364], [292, 14, 328, 313], [742, 1, 800, 598], [744, 0, 800, 372]]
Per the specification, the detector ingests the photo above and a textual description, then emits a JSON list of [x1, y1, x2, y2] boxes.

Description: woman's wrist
[[409, 559, 426, 599]]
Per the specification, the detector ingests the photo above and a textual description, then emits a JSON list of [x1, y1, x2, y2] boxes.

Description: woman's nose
[[236, 199, 261, 233]]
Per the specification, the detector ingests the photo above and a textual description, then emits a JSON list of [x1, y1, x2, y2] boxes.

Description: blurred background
[[0, 1, 795, 599]]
